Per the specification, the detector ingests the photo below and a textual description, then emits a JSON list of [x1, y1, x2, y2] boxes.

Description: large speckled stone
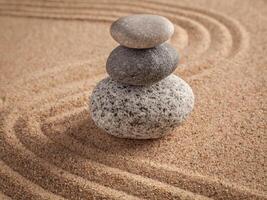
[[90, 74, 194, 139], [106, 43, 179, 86], [110, 14, 174, 49]]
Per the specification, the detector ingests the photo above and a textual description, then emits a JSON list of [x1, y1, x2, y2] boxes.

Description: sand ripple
[[1, 62, 266, 199], [1, 0, 266, 199], [0, 0, 249, 78]]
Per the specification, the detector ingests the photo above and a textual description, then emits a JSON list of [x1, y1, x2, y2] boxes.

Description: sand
[[0, 0, 266, 199]]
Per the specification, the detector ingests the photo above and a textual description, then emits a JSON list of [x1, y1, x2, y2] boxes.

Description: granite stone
[[110, 14, 174, 49], [106, 43, 179, 86], [90, 74, 194, 139]]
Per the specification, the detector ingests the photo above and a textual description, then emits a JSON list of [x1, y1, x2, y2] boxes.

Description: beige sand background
[[0, 0, 266, 199]]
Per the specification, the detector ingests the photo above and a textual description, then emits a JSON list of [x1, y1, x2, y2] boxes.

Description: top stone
[[110, 14, 174, 49]]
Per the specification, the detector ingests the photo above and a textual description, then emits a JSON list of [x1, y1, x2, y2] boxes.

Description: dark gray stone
[[110, 14, 174, 48], [106, 43, 179, 86], [90, 74, 194, 139]]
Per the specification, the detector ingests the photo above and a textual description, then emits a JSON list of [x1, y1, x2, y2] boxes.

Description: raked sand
[[0, 0, 266, 199]]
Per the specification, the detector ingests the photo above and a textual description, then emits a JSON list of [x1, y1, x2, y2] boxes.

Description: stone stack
[[90, 14, 194, 139]]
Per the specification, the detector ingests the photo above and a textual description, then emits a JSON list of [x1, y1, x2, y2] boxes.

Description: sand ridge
[[0, 0, 266, 199], [0, 0, 249, 77]]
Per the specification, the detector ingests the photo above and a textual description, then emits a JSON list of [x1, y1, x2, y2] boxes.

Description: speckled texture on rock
[[106, 43, 179, 86], [110, 14, 174, 49], [90, 74, 194, 139]]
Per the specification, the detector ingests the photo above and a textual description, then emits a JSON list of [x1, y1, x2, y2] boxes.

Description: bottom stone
[[90, 74, 194, 139]]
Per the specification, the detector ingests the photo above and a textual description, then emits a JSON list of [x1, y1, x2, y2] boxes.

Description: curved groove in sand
[[1, 80, 265, 199], [0, 1, 255, 199], [0, 113, 142, 200], [14, 116, 210, 200], [14, 85, 264, 200], [144, 0, 249, 55], [0, 160, 66, 200], [2, 104, 265, 200], [2, 0, 248, 49], [0, 3, 211, 61], [0, 0, 249, 78], [1, 47, 264, 198], [39, 105, 266, 200], [1, 83, 266, 199], [0, 109, 212, 200]]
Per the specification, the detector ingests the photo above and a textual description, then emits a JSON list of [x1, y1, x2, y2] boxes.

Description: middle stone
[[106, 43, 179, 86]]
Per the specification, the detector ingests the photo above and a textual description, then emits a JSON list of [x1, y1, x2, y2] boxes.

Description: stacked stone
[[90, 14, 194, 139]]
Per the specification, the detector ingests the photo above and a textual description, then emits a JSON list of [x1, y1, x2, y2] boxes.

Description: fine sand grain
[[0, 0, 266, 199]]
